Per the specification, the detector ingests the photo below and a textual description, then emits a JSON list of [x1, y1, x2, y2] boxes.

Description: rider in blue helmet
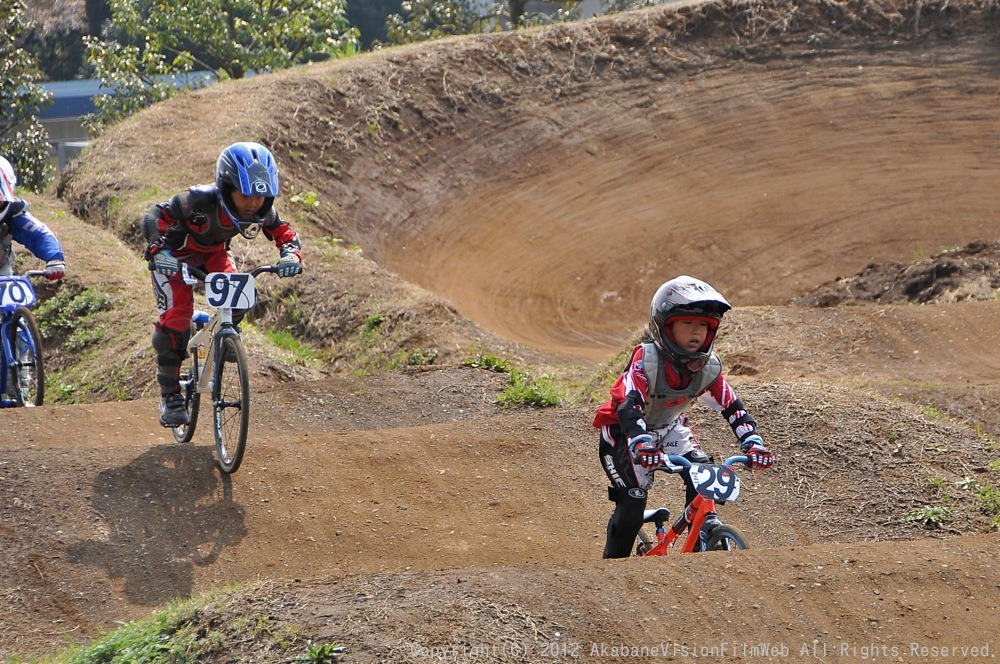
[[141, 142, 303, 427], [216, 142, 280, 237]]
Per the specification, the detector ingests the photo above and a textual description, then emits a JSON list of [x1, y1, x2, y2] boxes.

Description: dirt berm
[[2, 0, 1000, 661]]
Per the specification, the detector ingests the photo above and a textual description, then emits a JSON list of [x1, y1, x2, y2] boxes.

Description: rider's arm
[[699, 373, 759, 445], [144, 191, 198, 259], [8, 204, 64, 263], [261, 209, 301, 257], [614, 345, 653, 439]]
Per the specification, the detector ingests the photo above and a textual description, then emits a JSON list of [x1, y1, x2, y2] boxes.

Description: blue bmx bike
[[0, 270, 46, 408]]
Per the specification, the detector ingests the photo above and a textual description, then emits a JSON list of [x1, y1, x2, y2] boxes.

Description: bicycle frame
[[187, 297, 240, 396], [637, 453, 749, 557]]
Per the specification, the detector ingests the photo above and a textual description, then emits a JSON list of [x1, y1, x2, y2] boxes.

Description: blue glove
[[629, 434, 663, 469], [151, 248, 180, 277], [275, 251, 302, 278], [740, 434, 774, 470]]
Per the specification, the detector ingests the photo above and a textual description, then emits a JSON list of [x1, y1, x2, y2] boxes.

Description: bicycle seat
[[642, 507, 670, 524]]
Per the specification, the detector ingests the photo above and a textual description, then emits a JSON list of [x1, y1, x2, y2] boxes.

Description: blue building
[[39, 78, 106, 170], [39, 73, 215, 170]]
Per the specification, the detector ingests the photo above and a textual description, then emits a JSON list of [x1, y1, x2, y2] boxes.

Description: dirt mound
[[794, 241, 1000, 307], [4, 0, 1000, 661]]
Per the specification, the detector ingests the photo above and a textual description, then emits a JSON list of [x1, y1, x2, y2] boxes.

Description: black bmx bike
[[169, 264, 281, 473]]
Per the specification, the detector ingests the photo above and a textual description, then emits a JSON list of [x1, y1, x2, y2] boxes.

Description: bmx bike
[[168, 263, 281, 474], [635, 453, 752, 556], [0, 270, 48, 408]]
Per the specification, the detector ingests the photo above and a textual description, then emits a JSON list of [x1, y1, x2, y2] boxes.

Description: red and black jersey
[[148, 185, 300, 257], [593, 342, 758, 445]]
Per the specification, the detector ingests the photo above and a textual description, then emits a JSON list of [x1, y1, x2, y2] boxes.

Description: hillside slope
[[3, 0, 1000, 661]]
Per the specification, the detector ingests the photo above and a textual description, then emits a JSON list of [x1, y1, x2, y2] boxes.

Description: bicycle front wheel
[[705, 524, 750, 551], [8, 307, 44, 407], [213, 335, 250, 473]]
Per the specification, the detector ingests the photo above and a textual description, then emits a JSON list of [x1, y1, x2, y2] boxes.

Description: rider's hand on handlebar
[[275, 251, 302, 278], [151, 248, 180, 277], [741, 434, 774, 470], [629, 434, 664, 469], [44, 259, 66, 280]]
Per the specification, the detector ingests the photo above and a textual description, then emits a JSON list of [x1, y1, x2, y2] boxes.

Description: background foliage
[[0, 0, 54, 193], [84, 0, 359, 133]]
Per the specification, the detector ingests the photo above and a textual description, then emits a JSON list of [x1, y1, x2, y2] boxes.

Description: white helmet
[[648, 275, 732, 370], [0, 156, 17, 203]]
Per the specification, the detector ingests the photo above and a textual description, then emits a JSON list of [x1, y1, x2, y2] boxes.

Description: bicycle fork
[[674, 495, 717, 553]]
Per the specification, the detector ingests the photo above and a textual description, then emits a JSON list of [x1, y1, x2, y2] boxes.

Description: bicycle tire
[[172, 339, 201, 443], [705, 524, 750, 551], [8, 307, 44, 407], [213, 335, 250, 474]]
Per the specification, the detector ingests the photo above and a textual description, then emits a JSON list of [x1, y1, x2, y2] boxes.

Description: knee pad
[[686, 449, 713, 464], [152, 324, 190, 365]]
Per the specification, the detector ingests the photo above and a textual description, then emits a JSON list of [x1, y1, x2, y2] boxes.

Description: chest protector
[[640, 342, 723, 431], [163, 186, 256, 251]]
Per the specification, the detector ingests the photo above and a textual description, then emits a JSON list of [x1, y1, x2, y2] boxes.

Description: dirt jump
[[2, 0, 1000, 661]]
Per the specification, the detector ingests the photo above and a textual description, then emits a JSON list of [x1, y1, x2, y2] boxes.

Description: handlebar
[[181, 264, 280, 281], [657, 454, 751, 471], [20, 270, 48, 279]]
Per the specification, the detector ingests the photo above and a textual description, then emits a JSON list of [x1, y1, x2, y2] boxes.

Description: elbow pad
[[722, 398, 758, 441], [616, 389, 647, 439]]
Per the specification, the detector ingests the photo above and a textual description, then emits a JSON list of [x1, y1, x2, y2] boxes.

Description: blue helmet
[[215, 142, 279, 237]]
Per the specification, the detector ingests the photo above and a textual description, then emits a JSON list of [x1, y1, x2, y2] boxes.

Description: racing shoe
[[160, 393, 189, 427]]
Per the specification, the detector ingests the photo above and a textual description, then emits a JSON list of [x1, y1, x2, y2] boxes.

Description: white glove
[[276, 251, 302, 278], [44, 259, 66, 280], [151, 248, 180, 277]]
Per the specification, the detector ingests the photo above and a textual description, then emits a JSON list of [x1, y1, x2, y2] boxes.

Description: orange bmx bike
[[635, 453, 751, 556]]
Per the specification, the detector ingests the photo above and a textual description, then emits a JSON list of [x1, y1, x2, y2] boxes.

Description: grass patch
[[905, 505, 952, 529], [264, 327, 317, 362], [35, 288, 115, 339], [498, 369, 562, 408], [463, 353, 510, 373], [14, 588, 346, 664]]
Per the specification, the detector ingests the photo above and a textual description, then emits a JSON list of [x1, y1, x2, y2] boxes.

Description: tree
[[346, 0, 403, 50], [85, 0, 359, 133], [386, 0, 583, 44], [0, 0, 54, 193]]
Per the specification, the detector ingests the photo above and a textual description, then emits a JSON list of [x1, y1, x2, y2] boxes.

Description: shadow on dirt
[[66, 444, 247, 605]]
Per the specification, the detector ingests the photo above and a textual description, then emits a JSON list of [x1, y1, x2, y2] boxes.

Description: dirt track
[[5, 0, 1000, 661]]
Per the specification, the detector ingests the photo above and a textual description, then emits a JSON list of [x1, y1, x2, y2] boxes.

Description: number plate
[[690, 463, 742, 502], [0, 276, 37, 310], [205, 273, 256, 309]]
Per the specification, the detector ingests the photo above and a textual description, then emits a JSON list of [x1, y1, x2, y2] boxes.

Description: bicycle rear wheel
[[213, 335, 250, 473], [635, 527, 655, 556], [172, 341, 201, 443], [705, 524, 749, 551], [8, 307, 44, 407]]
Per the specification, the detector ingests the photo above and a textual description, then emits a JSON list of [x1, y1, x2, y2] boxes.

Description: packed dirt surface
[[4, 0, 1000, 661]]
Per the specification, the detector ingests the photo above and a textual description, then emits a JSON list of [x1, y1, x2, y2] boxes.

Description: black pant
[[598, 426, 709, 559]]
